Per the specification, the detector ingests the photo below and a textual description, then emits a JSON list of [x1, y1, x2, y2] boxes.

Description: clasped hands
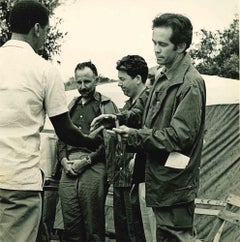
[[61, 157, 90, 177]]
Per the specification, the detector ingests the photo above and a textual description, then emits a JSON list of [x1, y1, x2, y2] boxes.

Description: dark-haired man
[[57, 62, 118, 242], [113, 55, 149, 242], [92, 55, 149, 242], [114, 13, 206, 242], [0, 1, 100, 241]]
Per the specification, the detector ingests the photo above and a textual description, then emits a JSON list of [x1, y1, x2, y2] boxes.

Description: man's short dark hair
[[75, 61, 98, 76], [9, 0, 49, 34], [116, 55, 148, 83], [152, 13, 193, 50]]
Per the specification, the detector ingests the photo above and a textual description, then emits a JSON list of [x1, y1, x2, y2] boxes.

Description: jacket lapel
[[144, 54, 191, 126], [142, 70, 167, 123]]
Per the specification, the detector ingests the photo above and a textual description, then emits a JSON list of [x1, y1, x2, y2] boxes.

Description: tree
[[0, 0, 67, 60], [190, 16, 239, 80]]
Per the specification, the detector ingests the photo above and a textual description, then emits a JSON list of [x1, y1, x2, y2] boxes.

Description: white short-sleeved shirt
[[0, 40, 68, 191]]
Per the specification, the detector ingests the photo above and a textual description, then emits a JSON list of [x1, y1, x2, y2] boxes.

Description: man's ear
[[135, 74, 142, 85], [94, 76, 99, 85], [176, 42, 186, 53], [33, 23, 41, 37]]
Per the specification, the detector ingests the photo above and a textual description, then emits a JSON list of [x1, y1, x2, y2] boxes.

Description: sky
[[53, 0, 238, 80]]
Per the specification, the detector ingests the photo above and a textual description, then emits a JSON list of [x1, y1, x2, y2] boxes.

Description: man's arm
[[114, 82, 205, 153], [50, 112, 101, 150], [119, 91, 148, 128], [91, 89, 149, 130]]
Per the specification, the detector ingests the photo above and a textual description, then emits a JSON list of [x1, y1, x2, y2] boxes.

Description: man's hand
[[129, 157, 135, 174], [61, 158, 78, 177], [71, 157, 90, 175], [112, 125, 135, 142], [89, 125, 105, 139], [90, 114, 117, 131]]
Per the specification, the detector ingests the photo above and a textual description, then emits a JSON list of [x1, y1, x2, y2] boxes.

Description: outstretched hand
[[112, 125, 134, 142], [90, 114, 117, 132], [89, 125, 105, 139]]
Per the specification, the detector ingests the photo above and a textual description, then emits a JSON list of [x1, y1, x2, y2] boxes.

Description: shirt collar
[[3, 40, 34, 53], [154, 53, 192, 87], [124, 87, 146, 107], [93, 91, 101, 102], [77, 91, 100, 105]]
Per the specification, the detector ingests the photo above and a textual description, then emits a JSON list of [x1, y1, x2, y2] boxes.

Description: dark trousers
[[153, 201, 196, 242], [59, 162, 108, 242], [113, 185, 146, 242]]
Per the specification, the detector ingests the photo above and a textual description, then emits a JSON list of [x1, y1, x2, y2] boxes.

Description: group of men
[[0, 1, 206, 242]]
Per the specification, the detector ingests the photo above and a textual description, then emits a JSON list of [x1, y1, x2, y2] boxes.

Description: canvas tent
[[193, 75, 240, 241]]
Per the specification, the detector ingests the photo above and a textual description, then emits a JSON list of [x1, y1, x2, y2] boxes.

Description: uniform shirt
[[0, 40, 68, 191], [113, 88, 148, 187], [64, 93, 102, 155], [56, 92, 119, 173]]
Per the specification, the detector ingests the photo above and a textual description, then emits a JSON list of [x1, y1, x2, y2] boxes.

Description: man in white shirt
[[0, 1, 100, 241]]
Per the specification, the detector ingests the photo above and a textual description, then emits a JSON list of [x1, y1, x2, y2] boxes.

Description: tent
[[193, 75, 240, 241]]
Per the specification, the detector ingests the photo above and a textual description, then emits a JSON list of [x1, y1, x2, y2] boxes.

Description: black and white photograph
[[0, 0, 239, 242]]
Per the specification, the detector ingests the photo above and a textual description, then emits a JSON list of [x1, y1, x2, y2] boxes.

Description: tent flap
[[195, 104, 240, 241]]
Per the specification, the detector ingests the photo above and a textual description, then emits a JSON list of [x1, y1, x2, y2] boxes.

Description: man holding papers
[[113, 13, 206, 242]]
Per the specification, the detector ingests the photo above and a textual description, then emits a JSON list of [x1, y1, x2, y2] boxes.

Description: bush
[[190, 16, 239, 79]]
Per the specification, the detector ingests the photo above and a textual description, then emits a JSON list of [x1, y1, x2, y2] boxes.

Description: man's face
[[152, 26, 178, 68], [75, 67, 97, 98], [118, 70, 138, 98]]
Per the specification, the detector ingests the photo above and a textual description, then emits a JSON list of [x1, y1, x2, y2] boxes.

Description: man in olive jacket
[[114, 13, 206, 242]]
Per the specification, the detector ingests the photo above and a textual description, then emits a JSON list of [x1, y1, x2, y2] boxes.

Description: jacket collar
[[142, 53, 192, 124], [124, 87, 147, 109], [164, 53, 191, 86]]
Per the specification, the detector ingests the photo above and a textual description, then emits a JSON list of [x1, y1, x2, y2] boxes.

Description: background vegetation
[[0, 0, 67, 60], [0, 1, 239, 87], [189, 16, 239, 80]]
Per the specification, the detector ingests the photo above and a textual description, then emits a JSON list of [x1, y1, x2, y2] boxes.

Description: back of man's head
[[116, 55, 148, 83], [9, 0, 49, 34]]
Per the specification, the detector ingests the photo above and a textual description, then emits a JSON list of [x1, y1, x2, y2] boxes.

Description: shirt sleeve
[[89, 145, 105, 164], [44, 65, 68, 117]]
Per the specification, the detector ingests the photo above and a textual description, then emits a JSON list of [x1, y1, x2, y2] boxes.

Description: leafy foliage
[[0, 0, 67, 60], [190, 16, 239, 79]]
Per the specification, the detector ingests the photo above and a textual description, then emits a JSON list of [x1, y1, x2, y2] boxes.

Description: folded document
[[164, 152, 190, 169]]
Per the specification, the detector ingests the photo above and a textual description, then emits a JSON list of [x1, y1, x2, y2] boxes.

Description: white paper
[[164, 152, 190, 169]]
